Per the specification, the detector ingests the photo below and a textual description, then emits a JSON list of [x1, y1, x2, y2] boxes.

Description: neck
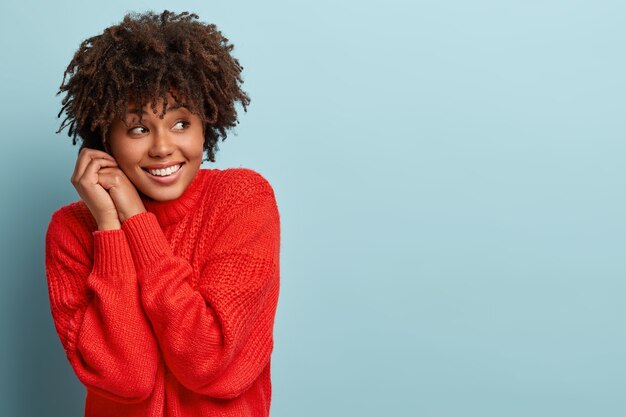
[[140, 169, 206, 227]]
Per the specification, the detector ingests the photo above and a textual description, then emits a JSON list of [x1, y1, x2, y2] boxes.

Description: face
[[106, 92, 205, 202]]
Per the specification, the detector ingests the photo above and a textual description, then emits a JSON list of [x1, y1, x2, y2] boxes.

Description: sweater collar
[[140, 168, 206, 227]]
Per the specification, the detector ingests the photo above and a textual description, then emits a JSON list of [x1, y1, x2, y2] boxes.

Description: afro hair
[[56, 9, 251, 163]]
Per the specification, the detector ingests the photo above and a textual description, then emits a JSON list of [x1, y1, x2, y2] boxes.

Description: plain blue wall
[[2, 1, 626, 416]]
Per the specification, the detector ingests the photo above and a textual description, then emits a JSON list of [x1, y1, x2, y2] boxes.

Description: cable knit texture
[[45, 168, 281, 417]]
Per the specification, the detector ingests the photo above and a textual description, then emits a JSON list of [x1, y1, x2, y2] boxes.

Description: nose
[[148, 128, 176, 158]]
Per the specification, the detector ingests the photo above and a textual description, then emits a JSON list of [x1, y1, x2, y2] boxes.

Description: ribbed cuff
[[88, 230, 135, 294], [91, 229, 135, 275], [122, 211, 173, 273]]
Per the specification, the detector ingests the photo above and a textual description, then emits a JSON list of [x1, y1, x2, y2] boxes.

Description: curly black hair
[[56, 10, 250, 163]]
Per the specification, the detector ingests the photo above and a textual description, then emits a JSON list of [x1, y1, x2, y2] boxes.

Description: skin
[[71, 92, 206, 230]]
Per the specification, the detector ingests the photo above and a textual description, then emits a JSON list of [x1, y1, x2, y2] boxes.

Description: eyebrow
[[126, 102, 189, 116]]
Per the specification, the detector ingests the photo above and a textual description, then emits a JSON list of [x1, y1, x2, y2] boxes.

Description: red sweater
[[45, 167, 281, 417]]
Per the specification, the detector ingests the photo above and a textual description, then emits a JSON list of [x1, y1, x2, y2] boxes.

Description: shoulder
[[208, 167, 277, 212], [215, 167, 275, 193], [49, 200, 97, 229], [46, 200, 97, 249]]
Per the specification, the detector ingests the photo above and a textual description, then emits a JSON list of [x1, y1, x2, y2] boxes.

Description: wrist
[[97, 219, 122, 230], [120, 208, 147, 224]]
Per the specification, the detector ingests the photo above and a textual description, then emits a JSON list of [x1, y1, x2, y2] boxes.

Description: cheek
[[195, 140, 205, 155], [188, 132, 205, 157], [111, 154, 142, 178], [112, 144, 144, 165]]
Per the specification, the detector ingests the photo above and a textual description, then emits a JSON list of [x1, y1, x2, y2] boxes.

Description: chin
[[143, 187, 185, 202]]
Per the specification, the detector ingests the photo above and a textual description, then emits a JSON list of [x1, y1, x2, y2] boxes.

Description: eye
[[128, 126, 147, 135], [174, 120, 191, 130]]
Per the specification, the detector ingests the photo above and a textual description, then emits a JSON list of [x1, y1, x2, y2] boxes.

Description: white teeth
[[148, 164, 181, 176]]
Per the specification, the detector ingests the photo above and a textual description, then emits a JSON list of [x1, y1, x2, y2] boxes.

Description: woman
[[45, 10, 281, 417]]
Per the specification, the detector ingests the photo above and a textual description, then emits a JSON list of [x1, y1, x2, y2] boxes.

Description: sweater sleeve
[[45, 212, 160, 403], [122, 183, 281, 399]]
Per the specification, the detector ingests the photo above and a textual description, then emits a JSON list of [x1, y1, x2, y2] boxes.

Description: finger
[[79, 158, 119, 186], [93, 148, 117, 161], [72, 149, 117, 183], [73, 155, 118, 186], [98, 167, 132, 191], [97, 171, 119, 191]]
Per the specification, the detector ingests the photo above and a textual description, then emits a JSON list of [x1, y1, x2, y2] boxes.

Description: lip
[[143, 163, 184, 185]]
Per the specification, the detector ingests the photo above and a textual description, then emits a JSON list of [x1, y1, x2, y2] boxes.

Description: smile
[[143, 163, 183, 177], [142, 163, 184, 184]]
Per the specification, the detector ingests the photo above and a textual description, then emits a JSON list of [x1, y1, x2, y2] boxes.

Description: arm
[[45, 212, 159, 403], [122, 183, 281, 399]]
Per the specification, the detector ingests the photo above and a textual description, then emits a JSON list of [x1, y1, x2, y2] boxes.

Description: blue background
[[1, 1, 626, 416]]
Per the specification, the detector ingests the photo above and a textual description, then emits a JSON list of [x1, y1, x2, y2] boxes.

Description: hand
[[71, 148, 121, 230], [97, 165, 147, 223]]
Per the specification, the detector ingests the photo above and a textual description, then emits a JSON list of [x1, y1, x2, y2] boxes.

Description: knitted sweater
[[45, 167, 281, 417]]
